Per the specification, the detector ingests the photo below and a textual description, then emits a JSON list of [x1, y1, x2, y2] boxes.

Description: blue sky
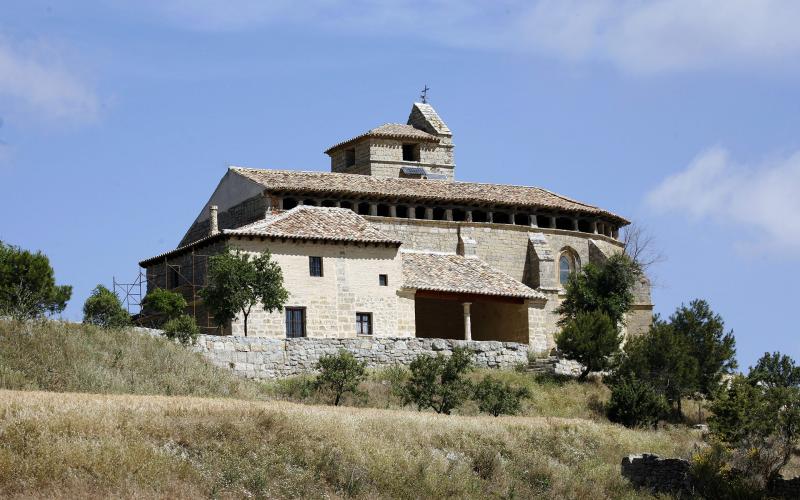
[[2, 1, 799, 369]]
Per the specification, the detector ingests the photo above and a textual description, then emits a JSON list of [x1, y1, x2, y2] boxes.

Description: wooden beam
[[414, 289, 526, 304]]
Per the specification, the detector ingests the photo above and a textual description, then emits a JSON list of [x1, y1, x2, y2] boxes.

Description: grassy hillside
[[0, 320, 269, 399], [0, 389, 700, 499], [0, 321, 704, 498]]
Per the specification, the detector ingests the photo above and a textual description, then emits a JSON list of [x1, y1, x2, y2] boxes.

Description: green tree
[[670, 299, 737, 398], [0, 241, 71, 321], [163, 314, 200, 345], [748, 351, 800, 389], [199, 249, 288, 336], [709, 370, 800, 487], [314, 350, 367, 406], [555, 253, 638, 327], [473, 375, 530, 417], [555, 310, 621, 380], [611, 318, 698, 414], [606, 376, 669, 428], [402, 347, 473, 415], [142, 288, 187, 324], [83, 285, 131, 328]]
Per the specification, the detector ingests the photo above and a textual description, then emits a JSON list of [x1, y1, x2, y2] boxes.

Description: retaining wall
[[191, 334, 530, 379]]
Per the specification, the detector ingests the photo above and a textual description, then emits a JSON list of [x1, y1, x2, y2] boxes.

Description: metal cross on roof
[[420, 84, 429, 103]]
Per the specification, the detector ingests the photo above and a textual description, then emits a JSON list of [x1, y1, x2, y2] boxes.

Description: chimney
[[209, 205, 219, 236]]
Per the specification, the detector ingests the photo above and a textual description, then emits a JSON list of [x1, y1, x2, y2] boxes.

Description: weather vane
[[420, 84, 429, 103]]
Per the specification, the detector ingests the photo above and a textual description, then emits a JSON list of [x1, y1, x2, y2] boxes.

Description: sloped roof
[[227, 206, 401, 244], [231, 167, 629, 224], [139, 206, 399, 266], [409, 102, 451, 136], [324, 123, 440, 154], [402, 251, 544, 299]]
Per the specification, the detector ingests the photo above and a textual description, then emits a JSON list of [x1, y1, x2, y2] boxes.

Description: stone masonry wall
[[192, 335, 529, 379]]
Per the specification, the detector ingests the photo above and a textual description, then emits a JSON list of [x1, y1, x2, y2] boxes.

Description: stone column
[[465, 210, 473, 222], [463, 302, 472, 341], [370, 203, 378, 216], [529, 214, 538, 228], [389, 205, 397, 217], [408, 205, 416, 219], [445, 208, 453, 221], [334, 201, 341, 208], [591, 220, 598, 234], [486, 211, 494, 223], [424, 207, 433, 220], [277, 197, 284, 210], [572, 217, 579, 231], [511, 211, 518, 225], [209, 205, 219, 236], [297, 199, 304, 206]]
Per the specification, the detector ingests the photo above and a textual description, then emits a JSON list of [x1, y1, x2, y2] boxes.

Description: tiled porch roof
[[401, 251, 544, 300]]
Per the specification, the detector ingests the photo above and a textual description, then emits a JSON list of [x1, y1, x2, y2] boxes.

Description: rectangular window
[[169, 265, 181, 289], [379, 274, 388, 286], [402, 143, 420, 162], [309, 256, 323, 277], [356, 312, 372, 336], [345, 148, 356, 167], [285, 308, 306, 338]]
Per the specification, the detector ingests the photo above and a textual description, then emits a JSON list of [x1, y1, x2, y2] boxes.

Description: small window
[[356, 312, 372, 335], [402, 143, 420, 162], [559, 255, 571, 285], [379, 274, 388, 286], [345, 148, 356, 167], [286, 308, 306, 338], [309, 256, 323, 277]]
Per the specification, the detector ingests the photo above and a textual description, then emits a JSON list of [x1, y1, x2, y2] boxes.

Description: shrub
[[555, 310, 620, 380], [709, 369, 800, 487], [690, 441, 762, 500], [82, 285, 130, 328], [0, 241, 71, 321], [162, 314, 200, 345], [473, 375, 530, 417], [606, 376, 668, 428], [402, 347, 473, 414], [314, 350, 367, 406], [142, 288, 187, 325]]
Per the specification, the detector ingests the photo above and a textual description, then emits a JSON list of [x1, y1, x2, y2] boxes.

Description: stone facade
[[192, 334, 529, 378]]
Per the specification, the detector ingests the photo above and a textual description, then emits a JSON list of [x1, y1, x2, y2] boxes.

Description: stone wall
[[621, 454, 691, 495], [192, 335, 529, 379]]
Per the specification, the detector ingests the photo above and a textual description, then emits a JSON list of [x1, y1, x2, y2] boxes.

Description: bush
[[82, 285, 130, 328], [314, 350, 367, 406], [606, 376, 668, 428], [690, 441, 762, 500], [473, 375, 530, 416], [556, 310, 621, 380], [142, 288, 187, 325], [0, 241, 71, 321], [162, 314, 199, 345], [402, 347, 473, 414]]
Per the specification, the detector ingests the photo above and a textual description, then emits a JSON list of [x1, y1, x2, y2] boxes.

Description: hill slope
[[0, 389, 697, 499]]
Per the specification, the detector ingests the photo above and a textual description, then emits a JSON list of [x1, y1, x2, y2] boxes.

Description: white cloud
[[647, 147, 800, 253], [0, 37, 98, 122], [125, 0, 800, 74]]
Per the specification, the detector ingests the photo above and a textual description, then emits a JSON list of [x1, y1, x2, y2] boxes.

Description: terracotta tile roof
[[232, 167, 629, 224], [139, 207, 399, 266], [227, 206, 402, 244], [402, 251, 544, 299], [324, 123, 440, 154]]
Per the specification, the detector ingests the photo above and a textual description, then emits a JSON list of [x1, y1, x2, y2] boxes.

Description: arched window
[[558, 249, 580, 285]]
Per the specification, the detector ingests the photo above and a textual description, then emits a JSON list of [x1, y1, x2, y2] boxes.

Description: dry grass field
[[0, 389, 701, 499], [0, 320, 705, 498]]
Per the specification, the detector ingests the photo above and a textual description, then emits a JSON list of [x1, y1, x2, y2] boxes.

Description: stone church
[[139, 102, 651, 354]]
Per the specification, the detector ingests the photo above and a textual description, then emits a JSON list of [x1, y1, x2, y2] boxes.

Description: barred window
[[286, 308, 306, 338], [309, 256, 323, 277], [356, 312, 372, 335]]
